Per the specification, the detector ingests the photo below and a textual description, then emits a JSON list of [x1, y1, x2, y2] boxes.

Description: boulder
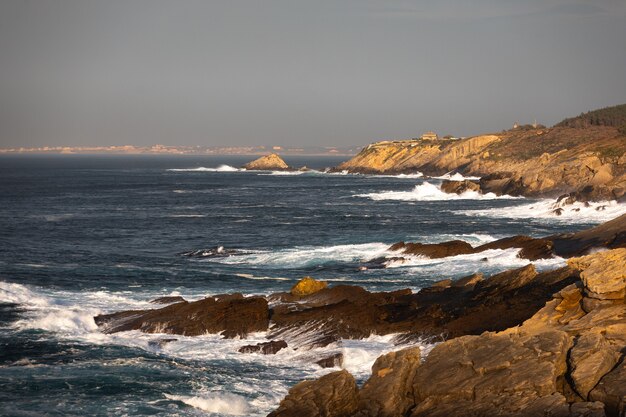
[[440, 179, 480, 194], [389, 240, 474, 258], [268, 370, 359, 417], [242, 153, 290, 170], [411, 330, 573, 416], [290, 277, 328, 297], [569, 333, 621, 399], [238, 340, 288, 355], [149, 296, 186, 305], [567, 248, 626, 299], [357, 346, 421, 417], [315, 353, 344, 369]]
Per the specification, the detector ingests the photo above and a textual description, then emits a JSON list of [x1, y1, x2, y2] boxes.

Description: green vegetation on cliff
[[556, 103, 626, 130]]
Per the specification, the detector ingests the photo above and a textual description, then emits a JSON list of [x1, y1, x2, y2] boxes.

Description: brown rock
[[440, 179, 480, 194], [590, 361, 626, 417], [390, 240, 474, 258], [412, 330, 573, 416], [315, 353, 344, 369], [357, 346, 421, 417], [268, 370, 359, 417], [242, 153, 290, 170], [149, 296, 186, 305], [238, 340, 288, 355], [95, 296, 269, 338], [567, 248, 626, 299], [290, 277, 328, 297], [569, 333, 621, 399]]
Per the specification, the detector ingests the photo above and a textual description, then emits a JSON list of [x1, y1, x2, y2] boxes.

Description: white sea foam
[[258, 171, 305, 176], [459, 200, 626, 223], [214, 243, 391, 268], [370, 172, 424, 179], [167, 165, 240, 172], [165, 393, 250, 415], [355, 182, 521, 201], [431, 172, 481, 181], [385, 248, 566, 275]]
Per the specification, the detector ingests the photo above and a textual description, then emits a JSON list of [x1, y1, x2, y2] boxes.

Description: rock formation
[[336, 105, 626, 199], [243, 153, 290, 170], [269, 248, 626, 417]]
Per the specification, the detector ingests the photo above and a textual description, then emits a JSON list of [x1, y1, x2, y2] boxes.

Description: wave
[[384, 248, 566, 274], [431, 172, 481, 181], [164, 393, 250, 415], [459, 200, 626, 223], [167, 165, 240, 172], [213, 243, 391, 268], [354, 181, 521, 201]]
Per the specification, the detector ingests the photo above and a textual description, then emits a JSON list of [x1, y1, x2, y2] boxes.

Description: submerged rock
[[315, 353, 344, 369], [238, 340, 288, 355], [242, 153, 290, 171]]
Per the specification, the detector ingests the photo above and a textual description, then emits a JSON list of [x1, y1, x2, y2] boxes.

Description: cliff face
[[337, 126, 626, 198]]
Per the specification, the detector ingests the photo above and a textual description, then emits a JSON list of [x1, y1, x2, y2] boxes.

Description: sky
[[1, 0, 625, 148]]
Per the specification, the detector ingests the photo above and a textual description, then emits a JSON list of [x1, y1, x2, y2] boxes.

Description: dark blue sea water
[[1, 155, 623, 416]]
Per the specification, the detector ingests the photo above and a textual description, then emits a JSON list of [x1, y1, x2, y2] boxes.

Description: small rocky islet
[[94, 214, 626, 417]]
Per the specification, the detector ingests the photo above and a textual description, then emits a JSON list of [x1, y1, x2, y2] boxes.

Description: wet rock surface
[[238, 340, 288, 355]]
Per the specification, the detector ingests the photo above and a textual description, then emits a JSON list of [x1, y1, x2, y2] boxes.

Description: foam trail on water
[[355, 182, 521, 201], [213, 243, 391, 268], [167, 165, 240, 172], [459, 200, 626, 223]]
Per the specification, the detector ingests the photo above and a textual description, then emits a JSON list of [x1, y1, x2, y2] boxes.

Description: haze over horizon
[[1, 0, 625, 149]]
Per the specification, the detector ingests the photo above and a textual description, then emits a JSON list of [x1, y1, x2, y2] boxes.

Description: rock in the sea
[[95, 296, 269, 338], [440, 179, 480, 194], [242, 153, 290, 171], [357, 346, 421, 417], [389, 240, 474, 259], [149, 296, 186, 305], [315, 353, 344, 369], [238, 340, 288, 355], [268, 370, 359, 417], [290, 276, 328, 297]]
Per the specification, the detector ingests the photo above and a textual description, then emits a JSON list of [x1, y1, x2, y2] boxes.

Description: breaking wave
[[459, 200, 626, 223], [431, 172, 481, 181], [167, 165, 240, 172], [164, 393, 250, 415], [354, 182, 521, 201], [212, 243, 391, 268]]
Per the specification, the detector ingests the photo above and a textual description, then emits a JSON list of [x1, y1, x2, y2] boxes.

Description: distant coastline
[[0, 144, 358, 157]]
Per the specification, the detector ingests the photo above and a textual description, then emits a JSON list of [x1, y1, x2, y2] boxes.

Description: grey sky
[[1, 0, 625, 148]]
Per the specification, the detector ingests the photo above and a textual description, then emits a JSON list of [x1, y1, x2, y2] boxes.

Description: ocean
[[1, 155, 623, 416]]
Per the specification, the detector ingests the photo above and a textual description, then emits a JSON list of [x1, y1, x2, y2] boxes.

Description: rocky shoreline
[[333, 106, 626, 201], [94, 214, 626, 416]]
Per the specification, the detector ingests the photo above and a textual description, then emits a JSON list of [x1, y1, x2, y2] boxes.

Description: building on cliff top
[[421, 131, 438, 140]]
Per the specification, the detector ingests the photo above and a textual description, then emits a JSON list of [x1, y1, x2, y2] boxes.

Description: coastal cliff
[[337, 104, 626, 199]]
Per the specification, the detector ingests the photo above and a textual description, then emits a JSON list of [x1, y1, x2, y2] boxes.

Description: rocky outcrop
[[356, 347, 421, 417], [238, 340, 288, 354], [243, 153, 290, 170], [290, 277, 328, 296], [268, 370, 359, 417], [94, 295, 269, 338], [385, 214, 626, 264], [439, 179, 480, 194], [269, 248, 626, 417], [335, 113, 626, 199]]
